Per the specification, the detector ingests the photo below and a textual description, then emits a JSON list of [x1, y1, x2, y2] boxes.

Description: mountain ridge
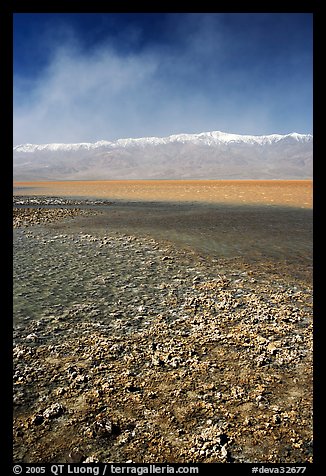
[[14, 130, 312, 153], [13, 130, 313, 181]]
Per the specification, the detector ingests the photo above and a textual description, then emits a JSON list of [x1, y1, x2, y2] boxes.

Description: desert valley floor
[[13, 180, 313, 463]]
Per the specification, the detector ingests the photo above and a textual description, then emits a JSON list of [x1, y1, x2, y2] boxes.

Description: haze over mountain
[[13, 130, 313, 181]]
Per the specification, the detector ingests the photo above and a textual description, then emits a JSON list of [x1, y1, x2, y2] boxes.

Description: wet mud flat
[[13, 200, 313, 463]]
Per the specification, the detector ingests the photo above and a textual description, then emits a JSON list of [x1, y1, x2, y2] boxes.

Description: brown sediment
[[13, 180, 313, 209]]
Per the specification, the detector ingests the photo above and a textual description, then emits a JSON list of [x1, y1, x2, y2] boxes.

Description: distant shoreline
[[14, 178, 313, 182]]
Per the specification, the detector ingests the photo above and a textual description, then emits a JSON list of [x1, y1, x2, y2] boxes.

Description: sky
[[13, 13, 313, 145]]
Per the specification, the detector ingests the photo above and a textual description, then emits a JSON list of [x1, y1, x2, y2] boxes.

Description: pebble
[[25, 333, 38, 341], [43, 403, 65, 419], [83, 456, 99, 463], [68, 450, 85, 463]]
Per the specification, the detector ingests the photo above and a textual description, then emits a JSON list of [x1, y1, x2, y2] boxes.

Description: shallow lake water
[[75, 201, 312, 263], [13, 181, 313, 326], [12, 182, 313, 463], [13, 201, 312, 324]]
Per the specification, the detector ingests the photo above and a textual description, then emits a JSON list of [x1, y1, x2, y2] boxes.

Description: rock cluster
[[13, 206, 313, 463], [13, 207, 100, 228], [14, 196, 113, 207]]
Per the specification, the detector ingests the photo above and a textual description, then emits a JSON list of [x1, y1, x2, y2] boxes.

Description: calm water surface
[[13, 181, 313, 325]]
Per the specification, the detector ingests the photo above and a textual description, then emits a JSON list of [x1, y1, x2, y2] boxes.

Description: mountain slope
[[13, 130, 313, 180]]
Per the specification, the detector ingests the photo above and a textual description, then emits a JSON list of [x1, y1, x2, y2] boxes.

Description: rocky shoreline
[[13, 196, 113, 206], [13, 208, 101, 228], [13, 196, 110, 228], [13, 204, 313, 463]]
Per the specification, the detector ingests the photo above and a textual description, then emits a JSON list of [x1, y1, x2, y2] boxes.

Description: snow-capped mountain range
[[13, 130, 313, 180]]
